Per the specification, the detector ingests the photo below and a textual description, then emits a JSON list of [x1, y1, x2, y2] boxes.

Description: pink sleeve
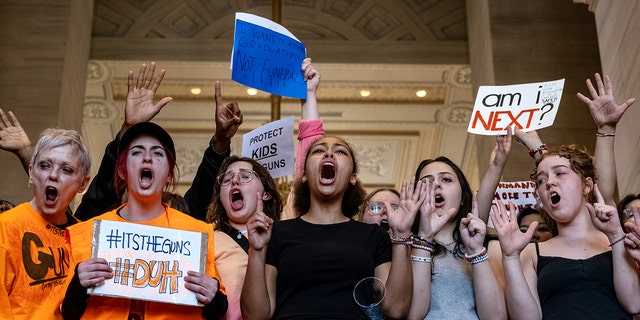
[[295, 119, 324, 180]]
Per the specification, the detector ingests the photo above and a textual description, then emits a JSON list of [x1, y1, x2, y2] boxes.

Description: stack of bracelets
[[464, 247, 488, 264], [390, 234, 488, 265]]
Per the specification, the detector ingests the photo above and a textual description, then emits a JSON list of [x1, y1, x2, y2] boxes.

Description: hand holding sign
[[184, 270, 220, 305], [77, 258, 113, 288], [468, 79, 565, 135]]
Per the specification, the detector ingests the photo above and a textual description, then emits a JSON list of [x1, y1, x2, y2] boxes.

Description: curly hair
[[293, 136, 366, 218], [531, 144, 597, 204], [206, 156, 282, 232]]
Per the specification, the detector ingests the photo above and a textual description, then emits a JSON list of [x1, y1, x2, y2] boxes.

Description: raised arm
[[295, 57, 324, 180], [491, 201, 541, 320], [587, 184, 640, 314], [383, 178, 424, 319], [408, 179, 456, 319], [476, 130, 512, 222], [184, 80, 243, 221], [460, 194, 507, 320], [0, 108, 33, 172], [577, 73, 635, 206], [241, 195, 276, 319], [75, 62, 173, 220]]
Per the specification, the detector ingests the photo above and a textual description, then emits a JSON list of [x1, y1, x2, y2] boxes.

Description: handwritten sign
[[242, 116, 294, 178], [468, 79, 565, 135], [488, 181, 539, 227], [231, 12, 307, 99], [89, 220, 207, 306]]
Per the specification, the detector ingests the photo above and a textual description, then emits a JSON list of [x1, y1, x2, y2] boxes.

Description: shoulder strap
[[534, 241, 540, 257], [223, 227, 249, 253]]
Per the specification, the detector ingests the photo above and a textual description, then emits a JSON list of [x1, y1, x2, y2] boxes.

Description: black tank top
[[535, 242, 630, 319]]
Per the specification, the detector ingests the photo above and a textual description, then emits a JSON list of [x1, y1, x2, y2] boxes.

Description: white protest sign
[[89, 220, 207, 306], [468, 79, 565, 135], [242, 116, 294, 178], [488, 181, 539, 227]]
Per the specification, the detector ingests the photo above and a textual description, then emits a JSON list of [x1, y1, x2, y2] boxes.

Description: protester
[[0, 128, 91, 319]]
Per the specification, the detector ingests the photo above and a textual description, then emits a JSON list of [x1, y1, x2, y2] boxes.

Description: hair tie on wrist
[[596, 132, 615, 137]]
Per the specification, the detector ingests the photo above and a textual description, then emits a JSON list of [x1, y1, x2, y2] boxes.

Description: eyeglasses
[[217, 169, 257, 186], [624, 208, 635, 220], [366, 201, 399, 215]]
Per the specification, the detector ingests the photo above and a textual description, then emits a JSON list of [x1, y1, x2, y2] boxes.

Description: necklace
[[435, 240, 457, 254]]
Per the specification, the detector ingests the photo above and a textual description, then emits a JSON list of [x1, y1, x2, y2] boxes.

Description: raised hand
[[0, 108, 31, 154], [77, 258, 113, 288], [490, 127, 512, 167], [491, 200, 534, 257], [302, 58, 320, 94], [184, 270, 220, 305], [418, 178, 456, 239], [577, 73, 636, 132], [246, 192, 273, 251], [586, 184, 624, 237], [513, 127, 545, 157], [212, 81, 243, 151], [460, 193, 486, 254], [388, 178, 426, 237], [624, 207, 640, 263], [121, 62, 174, 134]]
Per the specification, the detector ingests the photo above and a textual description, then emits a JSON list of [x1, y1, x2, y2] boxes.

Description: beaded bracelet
[[464, 247, 488, 261], [528, 144, 548, 158], [411, 255, 432, 263], [469, 252, 489, 265], [412, 244, 435, 253], [596, 132, 615, 137], [412, 235, 435, 252], [390, 233, 413, 246]]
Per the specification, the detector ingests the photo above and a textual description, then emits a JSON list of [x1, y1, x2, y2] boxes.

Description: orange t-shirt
[[66, 204, 224, 320], [0, 203, 76, 320]]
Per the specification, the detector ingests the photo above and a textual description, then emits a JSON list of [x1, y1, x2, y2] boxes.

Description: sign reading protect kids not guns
[[468, 79, 565, 135], [242, 116, 295, 179], [89, 220, 207, 306], [231, 12, 307, 99]]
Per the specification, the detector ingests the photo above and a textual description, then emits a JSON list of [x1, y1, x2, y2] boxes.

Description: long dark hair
[[412, 156, 473, 256], [206, 156, 282, 232], [293, 136, 366, 218]]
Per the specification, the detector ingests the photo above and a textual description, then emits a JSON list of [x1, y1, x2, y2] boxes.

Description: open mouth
[[45, 186, 58, 204], [231, 190, 244, 210], [140, 169, 153, 187], [380, 220, 390, 231], [435, 194, 445, 206], [320, 162, 336, 184], [550, 192, 560, 205]]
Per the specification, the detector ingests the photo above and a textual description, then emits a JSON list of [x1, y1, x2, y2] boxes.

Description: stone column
[[0, 1, 94, 203]]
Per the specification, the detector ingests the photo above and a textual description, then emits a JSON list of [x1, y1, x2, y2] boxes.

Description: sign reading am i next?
[[467, 79, 565, 135], [89, 220, 207, 306]]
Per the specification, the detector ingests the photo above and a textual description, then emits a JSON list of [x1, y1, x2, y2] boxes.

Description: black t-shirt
[[266, 217, 391, 319]]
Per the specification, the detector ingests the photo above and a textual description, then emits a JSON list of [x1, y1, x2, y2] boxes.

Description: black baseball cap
[[118, 122, 175, 157]]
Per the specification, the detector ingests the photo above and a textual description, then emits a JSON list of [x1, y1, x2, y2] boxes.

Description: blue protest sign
[[231, 13, 307, 99]]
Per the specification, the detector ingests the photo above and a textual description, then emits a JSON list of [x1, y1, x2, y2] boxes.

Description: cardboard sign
[[231, 12, 307, 99], [242, 116, 295, 178], [89, 220, 207, 306], [468, 79, 565, 135], [488, 181, 539, 227]]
